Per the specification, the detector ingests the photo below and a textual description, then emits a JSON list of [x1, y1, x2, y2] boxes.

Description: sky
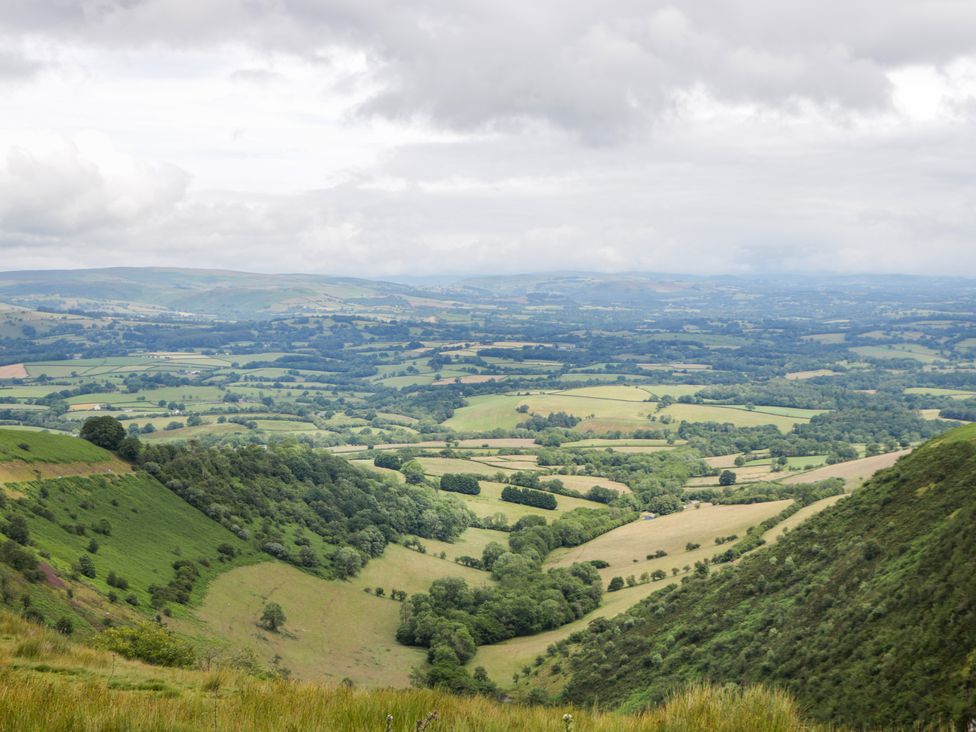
[[1, 1, 975, 278]]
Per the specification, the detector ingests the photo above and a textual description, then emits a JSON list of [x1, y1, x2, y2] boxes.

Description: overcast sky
[[1, 1, 975, 278]]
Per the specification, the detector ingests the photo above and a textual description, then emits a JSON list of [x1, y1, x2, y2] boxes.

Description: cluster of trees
[[501, 485, 557, 510], [400, 506, 635, 692], [440, 473, 480, 495], [127, 437, 475, 579], [516, 411, 581, 431]]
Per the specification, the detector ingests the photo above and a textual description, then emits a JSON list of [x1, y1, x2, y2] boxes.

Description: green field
[[0, 429, 111, 463], [658, 403, 818, 431], [904, 387, 976, 399], [444, 387, 821, 433], [850, 344, 943, 363]]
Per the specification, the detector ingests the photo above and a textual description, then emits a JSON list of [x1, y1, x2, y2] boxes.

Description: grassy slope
[[8, 473, 258, 613], [186, 546, 493, 687], [0, 429, 111, 463], [0, 611, 820, 732], [555, 425, 976, 728]]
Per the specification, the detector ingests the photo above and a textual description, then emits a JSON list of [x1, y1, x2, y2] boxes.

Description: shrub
[[95, 623, 195, 667]]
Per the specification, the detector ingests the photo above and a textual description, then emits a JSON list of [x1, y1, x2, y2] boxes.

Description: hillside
[[0, 267, 435, 319], [549, 425, 976, 728]]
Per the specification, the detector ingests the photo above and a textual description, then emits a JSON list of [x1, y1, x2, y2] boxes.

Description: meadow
[[186, 555, 490, 687]]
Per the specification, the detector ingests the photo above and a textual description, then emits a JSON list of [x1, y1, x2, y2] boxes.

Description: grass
[[546, 501, 792, 583], [0, 429, 111, 464], [904, 387, 976, 399], [475, 501, 791, 685], [188, 543, 492, 687], [0, 608, 821, 730], [448, 480, 593, 522], [657, 404, 815, 432], [416, 457, 519, 478], [12, 473, 257, 611], [779, 450, 910, 487], [444, 390, 820, 434], [850, 344, 943, 363], [764, 494, 847, 544]]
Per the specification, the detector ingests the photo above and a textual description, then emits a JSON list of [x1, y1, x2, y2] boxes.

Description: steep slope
[[553, 424, 976, 728]]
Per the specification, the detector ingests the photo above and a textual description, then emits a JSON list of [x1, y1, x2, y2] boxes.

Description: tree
[[80, 416, 125, 451], [3, 515, 29, 545], [719, 470, 737, 486], [260, 602, 286, 632], [116, 436, 142, 462], [607, 576, 625, 592], [75, 554, 96, 578], [400, 459, 426, 485]]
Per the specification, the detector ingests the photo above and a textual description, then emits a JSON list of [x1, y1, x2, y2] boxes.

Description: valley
[[1, 268, 975, 728]]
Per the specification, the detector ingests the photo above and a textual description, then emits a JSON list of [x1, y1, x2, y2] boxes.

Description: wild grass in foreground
[[0, 611, 824, 732]]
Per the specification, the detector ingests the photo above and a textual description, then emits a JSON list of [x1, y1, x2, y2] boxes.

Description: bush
[[74, 555, 96, 578], [95, 623, 195, 667]]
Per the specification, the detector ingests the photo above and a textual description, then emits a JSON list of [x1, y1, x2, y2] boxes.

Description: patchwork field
[[443, 386, 817, 433]]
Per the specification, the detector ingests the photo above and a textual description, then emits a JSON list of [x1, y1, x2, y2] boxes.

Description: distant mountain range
[[1, 266, 975, 320]]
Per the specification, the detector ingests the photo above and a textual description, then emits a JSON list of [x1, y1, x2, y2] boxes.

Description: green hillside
[[7, 473, 257, 613], [552, 424, 976, 728], [0, 429, 112, 463]]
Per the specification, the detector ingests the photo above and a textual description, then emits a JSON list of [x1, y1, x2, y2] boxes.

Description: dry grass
[[0, 610, 823, 731], [0, 457, 131, 484], [0, 362, 28, 379], [547, 502, 791, 582], [779, 450, 909, 487]]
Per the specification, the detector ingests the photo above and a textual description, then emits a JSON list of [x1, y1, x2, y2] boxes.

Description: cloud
[[0, 132, 189, 237], [0, 3, 975, 277], [2, 1, 975, 138]]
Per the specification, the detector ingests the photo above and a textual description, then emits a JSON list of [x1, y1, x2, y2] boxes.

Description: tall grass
[[0, 611, 823, 731]]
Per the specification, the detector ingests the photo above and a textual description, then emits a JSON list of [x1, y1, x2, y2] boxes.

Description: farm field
[[684, 464, 776, 486], [473, 502, 796, 686], [547, 501, 792, 583], [561, 438, 677, 448], [451, 480, 599, 521], [444, 386, 818, 433], [781, 450, 910, 487], [658, 403, 821, 431], [850, 344, 943, 363], [904, 387, 976, 399]]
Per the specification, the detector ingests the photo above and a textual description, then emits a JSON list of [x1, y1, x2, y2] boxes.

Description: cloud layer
[[0, 2, 975, 276]]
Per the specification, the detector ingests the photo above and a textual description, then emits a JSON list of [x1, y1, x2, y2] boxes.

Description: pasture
[[444, 385, 816, 433], [0, 429, 112, 463], [781, 450, 910, 487], [547, 501, 792, 584], [191, 544, 493, 688]]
